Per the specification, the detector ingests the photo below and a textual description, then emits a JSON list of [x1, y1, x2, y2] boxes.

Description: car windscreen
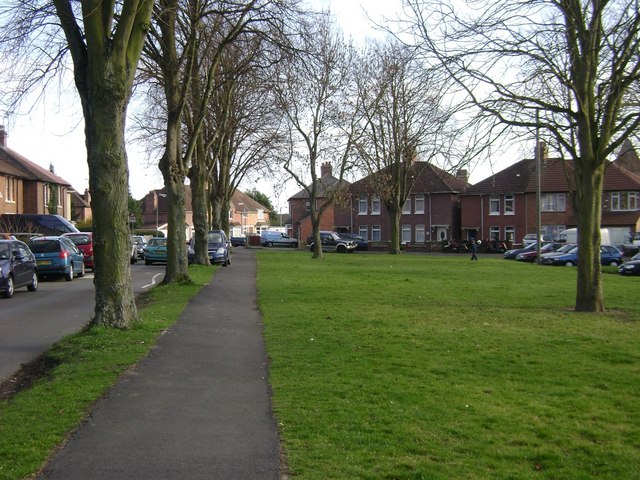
[[28, 240, 61, 253], [0, 243, 10, 260], [207, 232, 223, 243], [147, 239, 167, 247], [68, 234, 91, 245]]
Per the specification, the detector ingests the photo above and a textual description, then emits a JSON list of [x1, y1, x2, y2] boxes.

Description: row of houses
[[288, 141, 640, 247], [4, 120, 639, 247], [0, 126, 92, 224]]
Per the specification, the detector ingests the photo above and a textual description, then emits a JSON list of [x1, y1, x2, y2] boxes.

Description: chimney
[[456, 169, 468, 183], [0, 125, 7, 148], [320, 162, 332, 177], [535, 141, 548, 162]]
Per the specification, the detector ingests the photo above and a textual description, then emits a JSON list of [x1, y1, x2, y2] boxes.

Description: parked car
[[144, 237, 168, 265], [260, 230, 298, 248], [63, 232, 94, 271], [516, 242, 563, 262], [0, 213, 79, 236], [337, 233, 368, 251], [230, 236, 246, 247], [503, 242, 537, 259], [28, 236, 85, 280], [131, 235, 147, 259], [188, 230, 230, 266], [307, 231, 357, 253], [0, 239, 38, 298], [618, 252, 640, 276], [541, 244, 622, 266]]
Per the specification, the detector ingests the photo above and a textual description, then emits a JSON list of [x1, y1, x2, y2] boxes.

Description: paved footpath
[[38, 248, 282, 480]]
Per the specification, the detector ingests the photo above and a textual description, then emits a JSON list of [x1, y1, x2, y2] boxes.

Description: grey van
[[260, 231, 298, 248]]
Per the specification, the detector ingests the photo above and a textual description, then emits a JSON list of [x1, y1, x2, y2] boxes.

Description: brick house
[[288, 163, 351, 243], [460, 142, 640, 246], [140, 186, 270, 238], [0, 126, 74, 219], [348, 162, 469, 244]]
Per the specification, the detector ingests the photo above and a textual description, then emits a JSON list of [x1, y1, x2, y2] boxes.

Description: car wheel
[[267, 241, 273, 247], [609, 260, 619, 267], [227, 256, 231, 266], [565, 261, 574, 266], [3, 275, 14, 298], [27, 271, 38, 292], [65, 265, 74, 281], [78, 263, 86, 277], [337, 245, 347, 253], [291, 242, 298, 248]]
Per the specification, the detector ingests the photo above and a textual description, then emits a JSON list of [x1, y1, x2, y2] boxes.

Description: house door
[[436, 227, 448, 241]]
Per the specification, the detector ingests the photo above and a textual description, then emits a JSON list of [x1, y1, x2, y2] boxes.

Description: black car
[[307, 231, 357, 253], [0, 239, 38, 298], [618, 252, 640, 276], [503, 242, 537, 259], [337, 233, 368, 251]]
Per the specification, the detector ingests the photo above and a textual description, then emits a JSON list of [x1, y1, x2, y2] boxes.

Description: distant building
[[0, 125, 74, 220]]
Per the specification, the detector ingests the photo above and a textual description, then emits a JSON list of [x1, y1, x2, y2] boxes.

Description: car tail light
[[59, 250, 68, 260]]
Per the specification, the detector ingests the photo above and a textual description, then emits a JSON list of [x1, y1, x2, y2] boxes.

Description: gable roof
[[349, 161, 468, 194], [151, 186, 270, 213], [288, 175, 350, 200], [614, 140, 640, 175], [465, 156, 640, 195], [0, 145, 71, 187]]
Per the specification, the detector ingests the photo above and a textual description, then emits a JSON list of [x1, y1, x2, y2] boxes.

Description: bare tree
[[1, 0, 153, 328], [402, 0, 640, 312], [354, 40, 462, 254], [273, 15, 362, 259]]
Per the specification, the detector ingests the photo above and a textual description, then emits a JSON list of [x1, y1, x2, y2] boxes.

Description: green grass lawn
[[257, 252, 640, 480]]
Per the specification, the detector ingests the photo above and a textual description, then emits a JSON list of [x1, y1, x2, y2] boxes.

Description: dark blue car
[[28, 236, 85, 281], [0, 239, 38, 298], [188, 230, 230, 266]]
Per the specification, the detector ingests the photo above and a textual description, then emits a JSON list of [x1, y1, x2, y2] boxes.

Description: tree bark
[[85, 93, 138, 328], [574, 159, 605, 312]]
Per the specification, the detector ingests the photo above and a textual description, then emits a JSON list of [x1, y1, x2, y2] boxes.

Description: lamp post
[[155, 192, 167, 235]]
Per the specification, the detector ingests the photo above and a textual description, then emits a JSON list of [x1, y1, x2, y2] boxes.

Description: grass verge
[[257, 252, 640, 480], [0, 265, 215, 480]]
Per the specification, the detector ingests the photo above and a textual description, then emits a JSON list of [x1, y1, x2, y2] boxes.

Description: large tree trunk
[[388, 203, 402, 255], [574, 160, 605, 312], [188, 144, 211, 265], [85, 94, 138, 328], [159, 116, 190, 284]]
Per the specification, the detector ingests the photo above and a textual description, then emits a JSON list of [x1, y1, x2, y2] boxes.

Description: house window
[[541, 193, 566, 212], [505, 226, 515, 244], [489, 226, 500, 241], [611, 192, 639, 211], [358, 225, 368, 240], [402, 198, 411, 214], [57, 186, 63, 207], [402, 224, 411, 244], [6, 177, 16, 203], [371, 196, 381, 215], [415, 224, 425, 243], [504, 194, 514, 215], [228, 209, 233, 220], [305, 201, 310, 212], [414, 195, 425, 214], [358, 197, 368, 215], [257, 209, 264, 220], [372, 225, 381, 241], [44, 184, 50, 209], [489, 194, 500, 215]]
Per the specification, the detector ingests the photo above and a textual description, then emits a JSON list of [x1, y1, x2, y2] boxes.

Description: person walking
[[470, 239, 478, 261]]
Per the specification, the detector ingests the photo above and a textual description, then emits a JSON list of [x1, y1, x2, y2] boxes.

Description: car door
[[11, 241, 29, 286], [62, 237, 84, 271]]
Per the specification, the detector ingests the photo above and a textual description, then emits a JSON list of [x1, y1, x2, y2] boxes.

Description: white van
[[556, 228, 611, 245], [260, 230, 299, 248]]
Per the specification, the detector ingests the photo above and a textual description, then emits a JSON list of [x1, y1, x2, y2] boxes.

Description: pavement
[[38, 247, 283, 480]]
